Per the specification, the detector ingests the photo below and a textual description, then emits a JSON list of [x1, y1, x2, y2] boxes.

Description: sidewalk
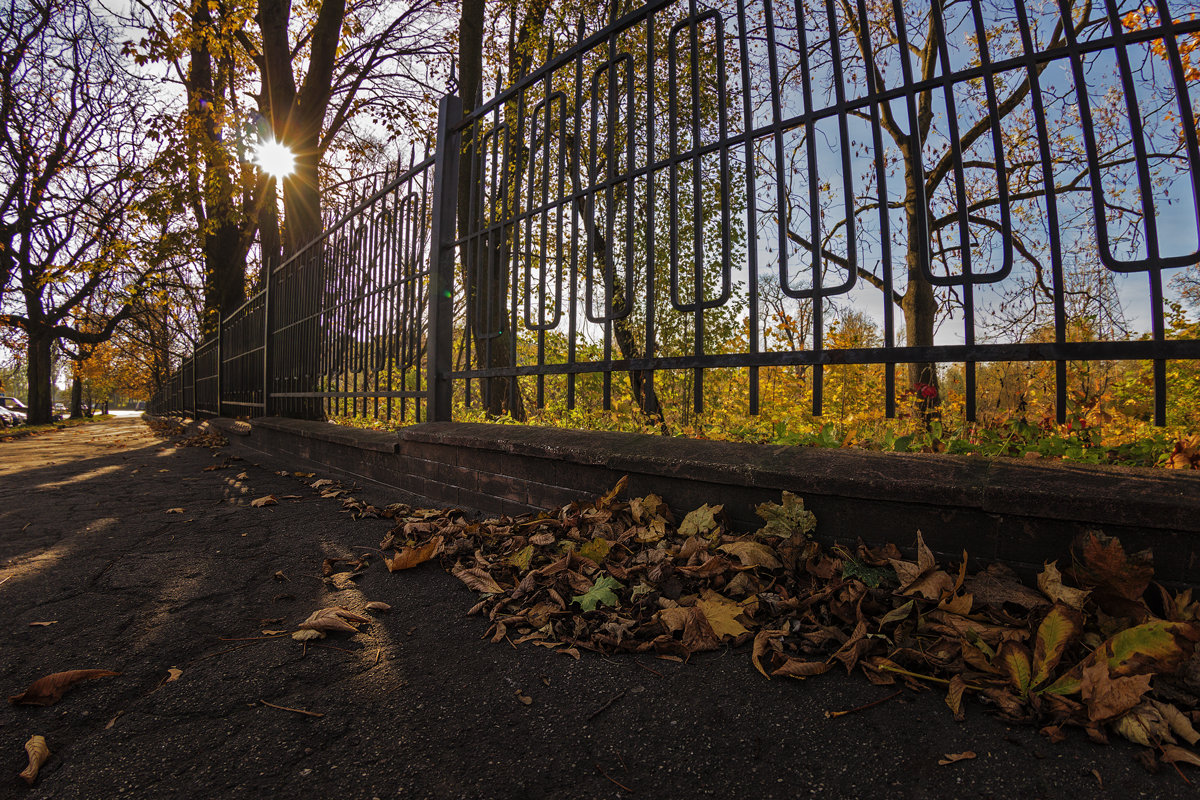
[[0, 417, 1189, 799]]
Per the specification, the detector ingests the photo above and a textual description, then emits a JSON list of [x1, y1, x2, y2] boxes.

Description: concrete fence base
[[199, 416, 1200, 584]]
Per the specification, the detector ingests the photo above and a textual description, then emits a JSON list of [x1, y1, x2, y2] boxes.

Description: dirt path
[[0, 417, 1188, 798]]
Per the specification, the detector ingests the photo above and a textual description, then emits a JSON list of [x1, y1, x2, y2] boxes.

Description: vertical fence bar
[[216, 316, 224, 418], [263, 257, 274, 417], [427, 94, 463, 423]]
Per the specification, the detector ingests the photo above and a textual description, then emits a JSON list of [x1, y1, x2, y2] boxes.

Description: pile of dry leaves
[[375, 477, 1200, 773]]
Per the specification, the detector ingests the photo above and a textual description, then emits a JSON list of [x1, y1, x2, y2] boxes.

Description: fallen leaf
[[365, 602, 392, 612], [273, 570, 289, 581], [1153, 699, 1200, 746], [9, 669, 122, 706], [679, 504, 722, 537], [719, 541, 783, 570], [1090, 619, 1200, 678], [1037, 561, 1090, 610], [451, 564, 505, 594], [385, 536, 444, 571], [292, 629, 325, 641], [261, 630, 287, 635], [573, 575, 623, 613], [1031, 603, 1083, 688], [1081, 661, 1151, 722], [754, 491, 817, 538], [945, 674, 967, 721], [938, 751, 976, 765], [250, 495, 277, 507], [579, 537, 612, 564], [236, 472, 248, 480], [297, 607, 369, 634], [515, 689, 533, 705], [998, 641, 1033, 696], [294, 472, 314, 478], [752, 629, 785, 679], [696, 591, 750, 639], [530, 532, 555, 546], [165, 667, 183, 683], [19, 735, 49, 785], [1161, 744, 1200, 768], [311, 479, 333, 489], [165, 508, 184, 514], [771, 657, 829, 679], [28, 621, 58, 627], [1073, 531, 1154, 602], [1113, 701, 1171, 747]]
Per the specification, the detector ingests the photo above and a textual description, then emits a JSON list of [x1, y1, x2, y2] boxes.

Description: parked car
[[0, 406, 15, 427], [53, 402, 67, 416], [0, 397, 26, 425], [0, 396, 58, 423]]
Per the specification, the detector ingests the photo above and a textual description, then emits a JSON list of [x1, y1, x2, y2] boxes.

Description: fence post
[[216, 317, 224, 418], [190, 348, 198, 421], [426, 93, 462, 423], [262, 258, 274, 417]]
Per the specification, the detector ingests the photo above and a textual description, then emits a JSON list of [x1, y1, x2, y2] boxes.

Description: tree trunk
[[70, 375, 83, 419], [25, 329, 54, 424], [904, 212, 939, 417]]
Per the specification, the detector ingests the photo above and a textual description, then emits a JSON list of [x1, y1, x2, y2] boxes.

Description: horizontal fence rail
[[152, 0, 1200, 434]]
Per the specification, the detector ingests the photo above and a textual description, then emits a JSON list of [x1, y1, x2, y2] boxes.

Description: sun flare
[[254, 140, 295, 179]]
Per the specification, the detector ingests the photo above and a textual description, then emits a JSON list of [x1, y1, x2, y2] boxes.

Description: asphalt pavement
[[0, 417, 1192, 799]]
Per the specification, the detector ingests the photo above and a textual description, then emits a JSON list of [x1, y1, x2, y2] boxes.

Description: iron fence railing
[[152, 0, 1200, 429]]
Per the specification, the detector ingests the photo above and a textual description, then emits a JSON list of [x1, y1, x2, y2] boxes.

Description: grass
[[0, 414, 117, 441]]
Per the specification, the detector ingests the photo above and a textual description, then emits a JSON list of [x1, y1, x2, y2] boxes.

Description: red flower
[[913, 382, 938, 399]]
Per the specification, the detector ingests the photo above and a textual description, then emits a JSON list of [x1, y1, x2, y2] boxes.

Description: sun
[[254, 140, 295, 180]]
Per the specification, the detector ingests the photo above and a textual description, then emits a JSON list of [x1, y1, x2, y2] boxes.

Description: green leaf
[[572, 575, 624, 612], [679, 504, 722, 537], [753, 492, 816, 539], [1091, 620, 1200, 678]]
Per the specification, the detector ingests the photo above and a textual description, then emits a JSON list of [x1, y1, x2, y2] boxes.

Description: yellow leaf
[[165, 667, 183, 683], [250, 495, 277, 507], [578, 537, 611, 564], [999, 641, 1032, 695], [1032, 603, 1083, 688], [718, 541, 782, 569], [20, 735, 49, 785], [696, 591, 750, 639], [384, 536, 443, 571]]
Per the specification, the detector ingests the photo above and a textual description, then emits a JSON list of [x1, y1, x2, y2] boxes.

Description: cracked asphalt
[[0, 416, 1193, 799]]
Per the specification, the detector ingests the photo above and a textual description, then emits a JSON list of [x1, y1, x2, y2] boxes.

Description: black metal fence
[[154, 0, 1200, 429]]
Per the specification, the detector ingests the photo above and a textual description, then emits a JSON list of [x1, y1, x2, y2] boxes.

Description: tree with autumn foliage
[[0, 0, 162, 424]]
